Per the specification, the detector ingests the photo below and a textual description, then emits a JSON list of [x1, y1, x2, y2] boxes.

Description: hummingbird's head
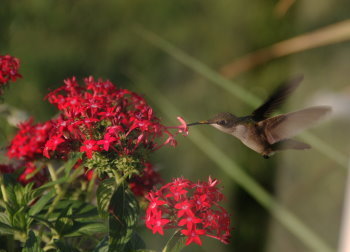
[[187, 112, 237, 132]]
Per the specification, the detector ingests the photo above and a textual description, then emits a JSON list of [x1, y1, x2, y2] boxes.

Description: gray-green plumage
[[187, 76, 331, 158]]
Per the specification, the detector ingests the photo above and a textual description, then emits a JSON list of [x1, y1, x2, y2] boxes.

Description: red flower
[[146, 193, 167, 215], [41, 76, 189, 161], [80, 140, 99, 159], [43, 135, 65, 158], [7, 76, 188, 184], [145, 177, 231, 246], [181, 227, 206, 246], [0, 54, 22, 94], [178, 215, 202, 229], [85, 169, 94, 181], [7, 119, 53, 161], [193, 194, 211, 210], [17, 162, 48, 186], [129, 163, 163, 196], [175, 200, 194, 217], [148, 210, 170, 235], [97, 134, 118, 151], [0, 164, 15, 174]]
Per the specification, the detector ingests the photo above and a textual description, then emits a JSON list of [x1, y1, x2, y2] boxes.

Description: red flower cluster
[[0, 164, 15, 174], [0, 162, 47, 186], [41, 76, 187, 160], [0, 54, 22, 94], [7, 119, 53, 161], [18, 162, 48, 186], [145, 177, 231, 246], [7, 77, 188, 161], [6, 76, 187, 189]]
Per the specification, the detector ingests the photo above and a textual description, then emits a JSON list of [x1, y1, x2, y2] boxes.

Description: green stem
[[47, 162, 62, 194], [162, 229, 185, 252], [66, 165, 84, 183], [33, 229, 50, 244], [86, 171, 97, 202], [111, 169, 129, 186], [0, 175, 8, 202]]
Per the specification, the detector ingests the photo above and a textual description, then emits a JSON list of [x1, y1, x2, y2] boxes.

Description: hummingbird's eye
[[218, 120, 227, 126]]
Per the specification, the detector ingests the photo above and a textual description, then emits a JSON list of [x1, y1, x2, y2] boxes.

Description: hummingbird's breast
[[231, 124, 270, 154], [210, 121, 272, 155]]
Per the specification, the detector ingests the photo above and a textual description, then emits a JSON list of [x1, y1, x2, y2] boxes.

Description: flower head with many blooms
[[145, 177, 231, 246], [7, 76, 187, 190], [0, 54, 22, 95], [7, 119, 53, 161], [41, 77, 186, 160]]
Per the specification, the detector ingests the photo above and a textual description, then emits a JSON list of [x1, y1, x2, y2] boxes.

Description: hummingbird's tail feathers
[[262, 106, 332, 144], [251, 75, 304, 121], [272, 139, 311, 151]]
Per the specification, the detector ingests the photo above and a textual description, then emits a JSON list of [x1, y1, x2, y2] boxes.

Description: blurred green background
[[1, 0, 350, 251]]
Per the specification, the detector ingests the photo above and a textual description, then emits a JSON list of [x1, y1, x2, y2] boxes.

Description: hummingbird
[[187, 76, 331, 158]]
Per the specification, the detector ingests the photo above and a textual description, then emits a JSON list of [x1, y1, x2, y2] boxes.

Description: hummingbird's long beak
[[187, 120, 210, 126]]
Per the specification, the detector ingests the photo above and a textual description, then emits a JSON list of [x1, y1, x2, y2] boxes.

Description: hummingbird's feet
[[263, 155, 270, 159]]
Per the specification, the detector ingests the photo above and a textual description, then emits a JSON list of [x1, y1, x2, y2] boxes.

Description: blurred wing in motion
[[261, 106, 331, 144], [271, 139, 311, 151], [251, 75, 304, 121]]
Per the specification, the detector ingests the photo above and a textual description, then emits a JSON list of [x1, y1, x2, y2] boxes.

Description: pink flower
[[176, 116, 189, 136]]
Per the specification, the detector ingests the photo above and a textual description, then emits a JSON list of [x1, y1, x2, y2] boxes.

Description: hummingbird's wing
[[260, 106, 331, 144], [271, 139, 311, 150], [251, 75, 303, 121]]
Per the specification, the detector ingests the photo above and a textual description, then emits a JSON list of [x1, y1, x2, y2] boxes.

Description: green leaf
[[2, 175, 36, 232], [31, 199, 103, 239], [3, 174, 19, 214], [64, 153, 83, 177], [124, 232, 146, 251], [0, 212, 10, 225], [36, 200, 99, 220], [97, 178, 116, 217], [33, 178, 66, 195], [54, 204, 74, 236], [22, 230, 43, 252], [134, 250, 157, 252], [29, 189, 55, 216], [0, 221, 17, 234], [30, 215, 54, 230], [53, 239, 80, 252], [108, 185, 139, 252], [62, 221, 107, 237], [165, 237, 186, 252], [93, 236, 108, 252], [12, 206, 29, 231]]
